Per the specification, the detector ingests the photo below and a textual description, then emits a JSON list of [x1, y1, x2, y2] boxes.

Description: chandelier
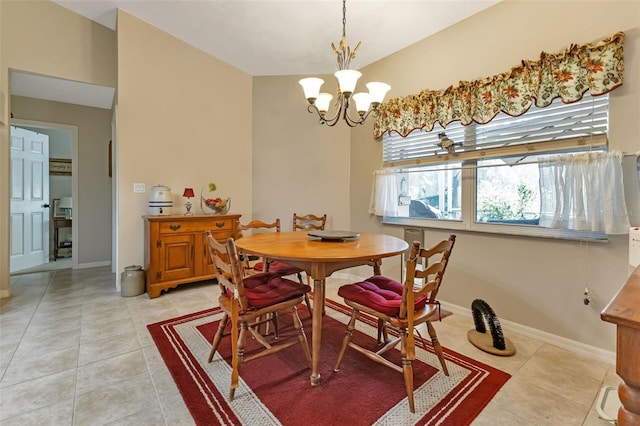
[[299, 0, 391, 127]]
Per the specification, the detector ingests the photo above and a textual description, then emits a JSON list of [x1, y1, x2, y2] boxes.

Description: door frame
[[10, 118, 79, 270]]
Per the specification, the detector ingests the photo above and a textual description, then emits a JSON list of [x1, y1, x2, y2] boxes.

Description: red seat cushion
[[241, 272, 309, 308], [337, 275, 428, 316], [254, 260, 303, 276]]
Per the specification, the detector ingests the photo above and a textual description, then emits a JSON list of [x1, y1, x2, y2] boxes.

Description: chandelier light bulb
[[352, 92, 371, 114], [334, 69, 362, 96], [366, 82, 391, 106], [299, 77, 325, 103], [315, 93, 334, 113]]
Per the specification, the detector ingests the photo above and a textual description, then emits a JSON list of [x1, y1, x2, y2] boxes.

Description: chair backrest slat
[[238, 219, 281, 237], [292, 213, 326, 231]]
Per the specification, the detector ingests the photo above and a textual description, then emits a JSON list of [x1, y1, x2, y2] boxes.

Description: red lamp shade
[[182, 188, 195, 198]]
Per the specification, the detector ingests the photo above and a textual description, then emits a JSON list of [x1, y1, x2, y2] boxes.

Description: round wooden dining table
[[234, 230, 409, 386]]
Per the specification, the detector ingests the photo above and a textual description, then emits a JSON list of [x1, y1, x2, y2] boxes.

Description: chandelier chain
[[342, 0, 347, 38]]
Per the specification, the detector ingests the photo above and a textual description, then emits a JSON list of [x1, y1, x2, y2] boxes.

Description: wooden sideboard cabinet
[[601, 265, 640, 426], [143, 214, 240, 298]]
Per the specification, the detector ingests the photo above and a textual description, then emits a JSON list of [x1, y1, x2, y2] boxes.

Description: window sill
[[382, 216, 609, 242]]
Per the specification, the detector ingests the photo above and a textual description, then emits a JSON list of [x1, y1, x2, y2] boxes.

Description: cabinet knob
[[216, 222, 225, 228], [169, 224, 181, 231]]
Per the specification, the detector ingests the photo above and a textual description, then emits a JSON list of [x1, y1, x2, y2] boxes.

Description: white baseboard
[[331, 271, 366, 282], [439, 301, 616, 365], [77, 260, 111, 269]]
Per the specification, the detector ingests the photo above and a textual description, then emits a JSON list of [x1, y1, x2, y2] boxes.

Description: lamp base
[[184, 200, 193, 216]]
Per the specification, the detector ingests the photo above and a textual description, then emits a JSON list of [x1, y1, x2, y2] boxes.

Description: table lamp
[[59, 197, 73, 219], [182, 188, 195, 215]]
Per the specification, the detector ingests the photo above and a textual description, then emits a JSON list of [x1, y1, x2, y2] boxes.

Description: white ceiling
[[11, 0, 501, 109]]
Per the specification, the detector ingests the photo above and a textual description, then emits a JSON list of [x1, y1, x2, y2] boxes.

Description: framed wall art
[[50, 158, 72, 176], [52, 198, 65, 218]]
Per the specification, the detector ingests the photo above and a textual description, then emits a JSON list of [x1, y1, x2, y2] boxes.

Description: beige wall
[[252, 75, 351, 230], [348, 0, 640, 353], [0, 0, 117, 297], [115, 11, 253, 276], [11, 96, 113, 266]]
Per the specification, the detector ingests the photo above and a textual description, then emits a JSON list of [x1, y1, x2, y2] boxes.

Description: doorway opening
[[9, 120, 78, 274]]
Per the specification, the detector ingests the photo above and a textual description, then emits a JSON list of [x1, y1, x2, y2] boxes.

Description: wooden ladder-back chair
[[333, 235, 456, 413], [237, 219, 281, 274], [204, 231, 312, 401], [238, 218, 312, 315], [292, 213, 327, 232], [292, 213, 328, 297]]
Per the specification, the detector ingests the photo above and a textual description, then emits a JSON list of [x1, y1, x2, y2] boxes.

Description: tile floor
[[0, 266, 622, 425]]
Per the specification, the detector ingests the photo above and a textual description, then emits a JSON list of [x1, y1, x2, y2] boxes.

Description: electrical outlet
[[133, 183, 146, 193], [583, 286, 591, 305]]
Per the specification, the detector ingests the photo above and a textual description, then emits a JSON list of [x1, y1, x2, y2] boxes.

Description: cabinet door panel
[[203, 239, 217, 276], [160, 234, 195, 281]]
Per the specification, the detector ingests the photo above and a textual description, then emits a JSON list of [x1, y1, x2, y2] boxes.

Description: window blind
[[383, 93, 609, 167]]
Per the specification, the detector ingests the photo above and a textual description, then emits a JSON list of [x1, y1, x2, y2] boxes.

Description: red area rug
[[148, 297, 510, 425]]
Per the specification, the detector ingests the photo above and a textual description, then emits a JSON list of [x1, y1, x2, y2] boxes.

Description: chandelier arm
[[306, 104, 342, 127], [339, 96, 364, 127], [340, 95, 361, 127], [343, 103, 381, 127], [343, 109, 364, 127]]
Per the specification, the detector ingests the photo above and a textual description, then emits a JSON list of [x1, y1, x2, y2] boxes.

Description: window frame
[[380, 94, 610, 242]]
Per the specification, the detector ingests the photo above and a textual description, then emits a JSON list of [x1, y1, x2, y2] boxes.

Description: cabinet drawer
[[158, 218, 233, 234]]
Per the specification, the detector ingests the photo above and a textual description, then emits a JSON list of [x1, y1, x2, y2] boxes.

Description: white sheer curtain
[[539, 151, 630, 234], [369, 170, 399, 216]]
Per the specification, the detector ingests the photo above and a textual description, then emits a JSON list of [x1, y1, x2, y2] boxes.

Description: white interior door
[[10, 126, 50, 272]]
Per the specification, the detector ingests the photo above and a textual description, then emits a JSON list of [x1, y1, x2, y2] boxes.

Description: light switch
[[133, 183, 146, 193]]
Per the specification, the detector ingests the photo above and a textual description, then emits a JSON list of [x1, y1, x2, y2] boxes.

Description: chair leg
[[377, 318, 390, 345], [403, 362, 416, 413], [400, 329, 416, 413], [238, 322, 247, 367], [208, 313, 229, 363], [229, 321, 248, 401], [426, 321, 449, 376], [298, 272, 313, 317], [334, 309, 359, 371], [290, 305, 312, 366], [320, 281, 326, 315], [256, 313, 279, 338], [271, 312, 279, 338]]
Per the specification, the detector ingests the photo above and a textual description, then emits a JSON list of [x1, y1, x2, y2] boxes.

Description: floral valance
[[373, 32, 625, 139]]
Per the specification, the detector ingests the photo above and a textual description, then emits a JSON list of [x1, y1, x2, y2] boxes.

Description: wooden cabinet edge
[[601, 265, 640, 426]]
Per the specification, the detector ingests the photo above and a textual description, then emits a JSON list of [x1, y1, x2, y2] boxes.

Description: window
[[476, 157, 541, 225], [398, 164, 462, 221], [379, 93, 610, 240]]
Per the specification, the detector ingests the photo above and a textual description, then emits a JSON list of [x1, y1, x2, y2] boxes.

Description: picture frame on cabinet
[[52, 198, 65, 218]]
